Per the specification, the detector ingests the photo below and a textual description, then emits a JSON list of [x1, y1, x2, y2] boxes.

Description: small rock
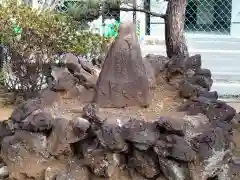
[[82, 103, 102, 125], [186, 75, 213, 91], [95, 120, 128, 152], [65, 53, 82, 73], [155, 116, 184, 136], [129, 169, 148, 180], [198, 91, 218, 100], [16, 109, 53, 132], [167, 56, 185, 75], [191, 127, 229, 160], [0, 166, 9, 178], [51, 67, 79, 96], [0, 120, 14, 144], [122, 118, 160, 147], [154, 135, 196, 162], [71, 116, 90, 140], [184, 54, 202, 71], [158, 156, 189, 180], [10, 99, 41, 122], [195, 68, 212, 78], [128, 149, 160, 178], [44, 164, 67, 180], [47, 118, 86, 156], [179, 80, 207, 98]]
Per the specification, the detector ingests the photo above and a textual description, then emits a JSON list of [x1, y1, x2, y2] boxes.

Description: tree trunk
[[165, 0, 189, 58]]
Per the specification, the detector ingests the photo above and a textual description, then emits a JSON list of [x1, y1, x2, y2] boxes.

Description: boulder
[[184, 54, 202, 72], [195, 68, 212, 78], [51, 67, 79, 96], [198, 91, 218, 100], [0, 120, 14, 145], [179, 80, 208, 98], [155, 116, 184, 136], [154, 135, 196, 162], [15, 109, 53, 133], [94, 22, 150, 108], [65, 53, 82, 73], [190, 127, 232, 179], [178, 97, 236, 122], [128, 149, 160, 178], [10, 99, 42, 123], [158, 156, 189, 180], [121, 119, 160, 147], [95, 121, 128, 152], [186, 75, 213, 91], [47, 118, 89, 156], [1, 131, 49, 179]]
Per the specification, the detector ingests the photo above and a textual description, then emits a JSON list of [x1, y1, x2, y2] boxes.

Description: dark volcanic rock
[[178, 97, 236, 122], [95, 121, 128, 152], [184, 54, 202, 71], [0, 120, 13, 144], [158, 156, 189, 180], [16, 109, 53, 132], [128, 149, 160, 178], [47, 118, 89, 156], [82, 103, 102, 125], [179, 80, 208, 98], [155, 116, 184, 136], [198, 91, 218, 100], [121, 119, 160, 147], [51, 67, 79, 96], [1, 131, 49, 179], [154, 135, 196, 162], [191, 127, 229, 160], [10, 99, 41, 122], [71, 116, 91, 140], [166, 56, 185, 75], [186, 75, 213, 91], [195, 68, 212, 78], [65, 53, 82, 74], [144, 54, 170, 75], [203, 100, 236, 122]]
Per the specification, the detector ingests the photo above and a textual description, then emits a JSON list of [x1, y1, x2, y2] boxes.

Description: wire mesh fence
[[185, 0, 232, 34], [7, 0, 235, 37]]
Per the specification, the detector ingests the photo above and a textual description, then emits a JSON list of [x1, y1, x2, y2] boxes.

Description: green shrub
[[0, 0, 109, 56], [0, 0, 110, 95]]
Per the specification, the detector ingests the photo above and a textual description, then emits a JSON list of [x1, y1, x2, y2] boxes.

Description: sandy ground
[[0, 106, 14, 121]]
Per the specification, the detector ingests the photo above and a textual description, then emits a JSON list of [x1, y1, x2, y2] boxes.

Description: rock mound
[[0, 22, 239, 180]]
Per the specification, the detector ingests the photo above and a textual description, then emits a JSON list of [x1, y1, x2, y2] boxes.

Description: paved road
[[141, 36, 240, 98]]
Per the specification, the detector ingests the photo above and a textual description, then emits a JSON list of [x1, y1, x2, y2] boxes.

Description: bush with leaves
[[0, 0, 109, 97]]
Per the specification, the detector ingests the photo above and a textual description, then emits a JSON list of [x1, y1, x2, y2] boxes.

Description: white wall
[[231, 0, 240, 36]]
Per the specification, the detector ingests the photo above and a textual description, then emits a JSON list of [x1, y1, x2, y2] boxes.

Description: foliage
[[0, 0, 109, 55], [0, 0, 110, 95]]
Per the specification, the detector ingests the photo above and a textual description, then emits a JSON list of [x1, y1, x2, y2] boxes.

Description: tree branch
[[111, 7, 165, 18]]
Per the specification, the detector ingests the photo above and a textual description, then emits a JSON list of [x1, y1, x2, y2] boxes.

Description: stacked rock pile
[[0, 22, 238, 180]]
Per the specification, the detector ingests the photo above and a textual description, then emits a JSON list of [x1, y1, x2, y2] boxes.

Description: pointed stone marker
[[94, 22, 150, 108]]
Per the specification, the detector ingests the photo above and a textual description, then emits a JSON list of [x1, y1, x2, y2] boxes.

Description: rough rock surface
[[94, 22, 150, 108], [0, 23, 238, 180]]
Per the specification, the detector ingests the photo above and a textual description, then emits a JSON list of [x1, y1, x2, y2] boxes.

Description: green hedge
[[0, 0, 109, 56]]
